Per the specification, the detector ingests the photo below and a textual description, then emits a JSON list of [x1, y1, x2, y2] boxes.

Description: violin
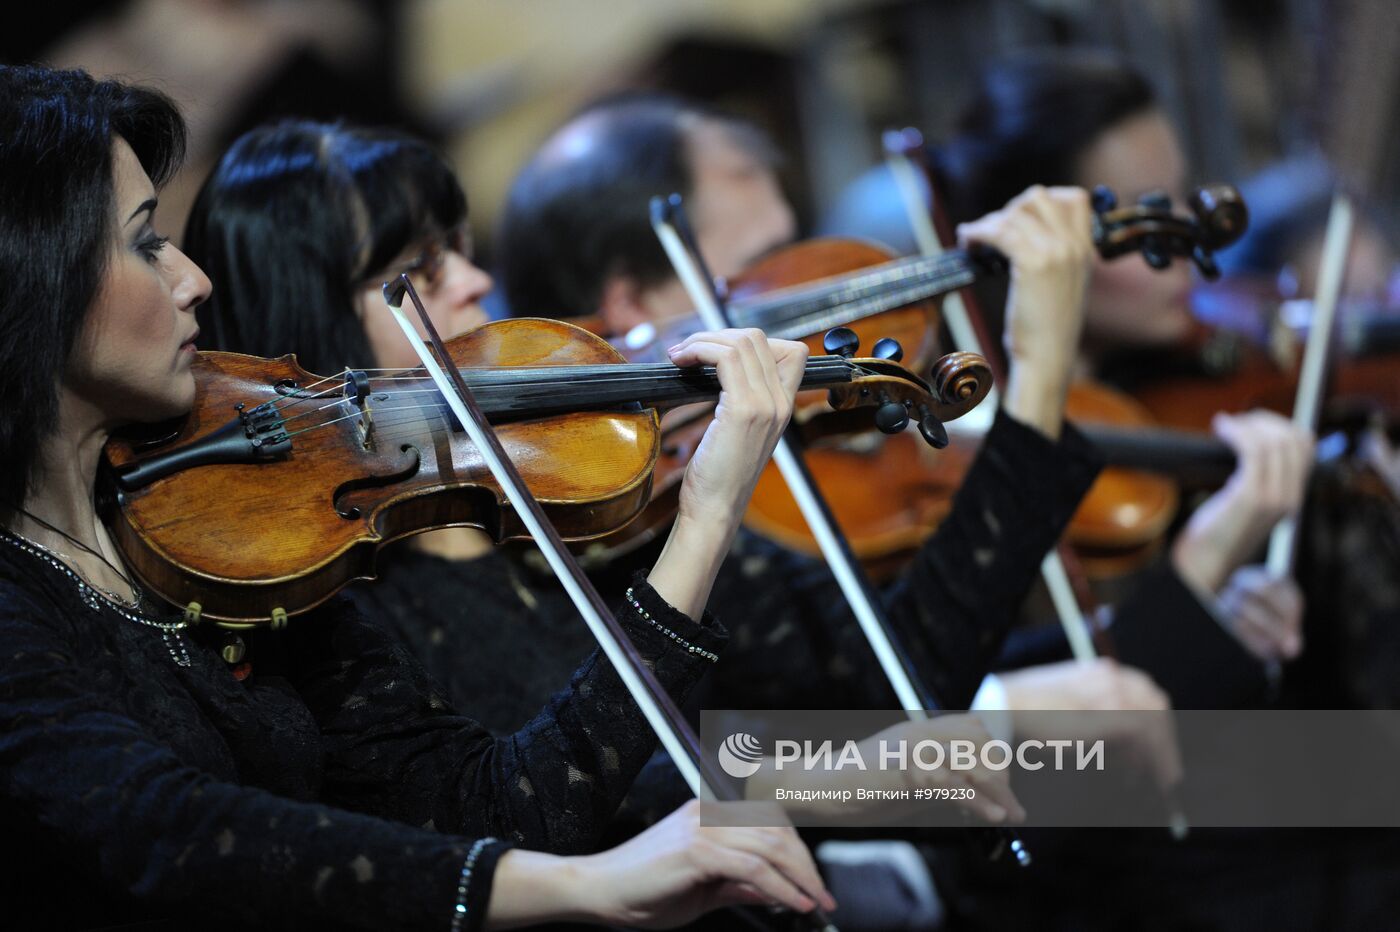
[[746, 379, 1183, 580], [587, 185, 1248, 574], [1114, 279, 1400, 433], [102, 317, 991, 624]]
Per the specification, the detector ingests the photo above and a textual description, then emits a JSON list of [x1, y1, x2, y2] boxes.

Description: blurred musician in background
[[825, 48, 1398, 931]]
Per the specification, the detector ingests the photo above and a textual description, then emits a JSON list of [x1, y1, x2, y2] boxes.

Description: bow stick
[[884, 131, 1101, 663], [885, 134, 1190, 839]]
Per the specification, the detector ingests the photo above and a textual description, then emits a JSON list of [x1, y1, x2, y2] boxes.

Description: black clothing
[[0, 534, 723, 931], [938, 461, 1400, 932], [995, 562, 1271, 709], [356, 408, 1101, 838], [360, 409, 1102, 728]]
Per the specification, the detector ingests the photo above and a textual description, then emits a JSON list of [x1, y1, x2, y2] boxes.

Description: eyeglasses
[[370, 223, 472, 291]]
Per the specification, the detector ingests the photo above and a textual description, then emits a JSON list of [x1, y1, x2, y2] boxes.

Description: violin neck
[[1342, 304, 1400, 356], [947, 417, 1237, 484], [463, 357, 855, 418], [1078, 423, 1236, 484], [730, 251, 985, 339]]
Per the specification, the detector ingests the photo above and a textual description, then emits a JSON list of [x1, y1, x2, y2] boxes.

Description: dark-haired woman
[[0, 64, 837, 930], [827, 50, 1315, 701]]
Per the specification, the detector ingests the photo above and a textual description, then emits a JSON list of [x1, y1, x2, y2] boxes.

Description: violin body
[[741, 381, 1179, 580], [1127, 318, 1400, 434], [1060, 383, 1179, 576], [743, 428, 965, 579], [105, 319, 658, 624]]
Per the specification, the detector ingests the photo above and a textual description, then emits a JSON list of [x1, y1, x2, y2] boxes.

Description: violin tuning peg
[[1191, 244, 1221, 280], [1139, 238, 1171, 270], [823, 327, 860, 358], [918, 412, 949, 449], [1137, 190, 1172, 211], [1091, 185, 1117, 213], [875, 400, 910, 434], [871, 337, 904, 362]]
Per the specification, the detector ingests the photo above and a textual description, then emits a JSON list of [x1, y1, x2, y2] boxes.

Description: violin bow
[[883, 132, 1102, 662], [1266, 0, 1393, 576], [651, 193, 1031, 867], [1265, 196, 1353, 577], [380, 274, 839, 932], [885, 135, 1192, 839]]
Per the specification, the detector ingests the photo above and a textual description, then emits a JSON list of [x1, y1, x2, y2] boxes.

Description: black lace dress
[[350, 408, 1103, 833], [0, 534, 724, 931]]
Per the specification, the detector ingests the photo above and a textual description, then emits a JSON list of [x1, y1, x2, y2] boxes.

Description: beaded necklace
[[0, 529, 191, 667]]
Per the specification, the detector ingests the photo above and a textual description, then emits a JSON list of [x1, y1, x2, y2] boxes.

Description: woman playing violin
[[0, 64, 839, 930], [924, 51, 1315, 676], [825, 50, 1315, 695]]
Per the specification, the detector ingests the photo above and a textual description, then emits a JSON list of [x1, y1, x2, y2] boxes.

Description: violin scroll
[[1189, 184, 1249, 249], [1093, 183, 1249, 281], [823, 331, 994, 450]]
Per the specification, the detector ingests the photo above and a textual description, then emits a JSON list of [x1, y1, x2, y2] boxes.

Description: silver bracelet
[[450, 837, 495, 932], [625, 586, 719, 663]]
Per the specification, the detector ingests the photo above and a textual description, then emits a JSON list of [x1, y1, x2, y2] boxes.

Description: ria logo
[[718, 732, 764, 779]]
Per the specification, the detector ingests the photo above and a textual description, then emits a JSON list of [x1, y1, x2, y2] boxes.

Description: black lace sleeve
[[287, 576, 726, 853], [882, 410, 1103, 707], [0, 580, 496, 932], [702, 408, 1102, 713]]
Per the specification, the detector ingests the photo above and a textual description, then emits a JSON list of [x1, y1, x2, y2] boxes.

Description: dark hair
[[497, 92, 777, 318], [934, 50, 1157, 224], [184, 120, 466, 376], [0, 65, 186, 511]]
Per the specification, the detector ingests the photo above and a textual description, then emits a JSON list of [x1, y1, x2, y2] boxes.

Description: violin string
[[276, 395, 373, 426], [747, 266, 976, 333], [344, 360, 855, 399], [769, 271, 978, 341], [732, 253, 941, 321], [263, 364, 686, 414], [251, 357, 856, 428], [738, 253, 971, 329], [248, 354, 872, 448], [280, 404, 447, 440]]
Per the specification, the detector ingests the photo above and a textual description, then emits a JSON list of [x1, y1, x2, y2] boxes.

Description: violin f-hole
[[332, 443, 422, 519]]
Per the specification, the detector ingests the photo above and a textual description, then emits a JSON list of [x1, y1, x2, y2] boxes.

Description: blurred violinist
[[827, 50, 1316, 695], [496, 93, 1192, 924], [496, 93, 1226, 731], [1217, 154, 1400, 708]]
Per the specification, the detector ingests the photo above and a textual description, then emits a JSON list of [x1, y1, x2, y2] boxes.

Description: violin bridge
[[355, 398, 375, 450], [343, 370, 376, 451]]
